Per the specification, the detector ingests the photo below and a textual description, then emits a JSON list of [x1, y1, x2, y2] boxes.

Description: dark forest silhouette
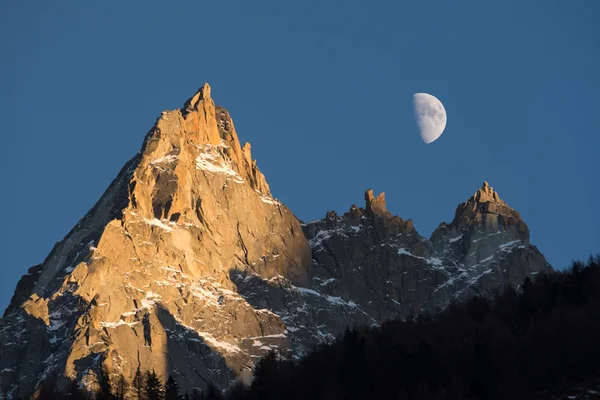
[[33, 255, 600, 400]]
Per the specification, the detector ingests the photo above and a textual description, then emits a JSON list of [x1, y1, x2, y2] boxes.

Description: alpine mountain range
[[0, 84, 551, 399]]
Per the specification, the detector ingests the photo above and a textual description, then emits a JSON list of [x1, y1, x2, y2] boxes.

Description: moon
[[413, 93, 447, 144]]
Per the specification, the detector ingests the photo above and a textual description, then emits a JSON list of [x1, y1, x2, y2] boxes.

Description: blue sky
[[1, 1, 598, 312]]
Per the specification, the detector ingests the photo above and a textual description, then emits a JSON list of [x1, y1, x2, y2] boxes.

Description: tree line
[[237, 255, 600, 400], [34, 255, 600, 399], [35, 368, 225, 400]]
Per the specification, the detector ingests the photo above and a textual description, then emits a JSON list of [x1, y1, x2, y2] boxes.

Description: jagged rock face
[[301, 183, 551, 324], [301, 191, 446, 321], [0, 84, 311, 399], [0, 86, 551, 399]]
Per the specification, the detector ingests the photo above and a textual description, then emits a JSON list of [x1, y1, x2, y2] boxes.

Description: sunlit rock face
[[0, 86, 551, 399], [0, 84, 311, 398]]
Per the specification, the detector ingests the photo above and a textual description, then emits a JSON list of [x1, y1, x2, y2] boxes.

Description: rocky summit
[[0, 84, 551, 399]]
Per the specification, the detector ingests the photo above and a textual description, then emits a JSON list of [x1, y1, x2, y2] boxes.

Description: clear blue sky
[[1, 1, 598, 312]]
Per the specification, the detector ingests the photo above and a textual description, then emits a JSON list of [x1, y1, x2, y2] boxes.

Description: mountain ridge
[[0, 84, 551, 399]]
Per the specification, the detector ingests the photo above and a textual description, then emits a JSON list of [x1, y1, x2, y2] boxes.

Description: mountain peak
[[183, 83, 212, 115], [454, 181, 524, 228], [429, 181, 531, 261], [473, 181, 503, 203], [365, 189, 389, 215], [428, 181, 548, 272]]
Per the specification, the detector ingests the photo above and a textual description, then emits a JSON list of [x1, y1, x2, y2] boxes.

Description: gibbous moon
[[413, 93, 447, 144]]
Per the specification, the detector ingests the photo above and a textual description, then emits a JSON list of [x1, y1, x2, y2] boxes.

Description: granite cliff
[[0, 84, 551, 399]]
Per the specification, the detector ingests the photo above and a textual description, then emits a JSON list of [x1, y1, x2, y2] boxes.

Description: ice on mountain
[[196, 143, 245, 184], [448, 234, 463, 243], [145, 218, 175, 232]]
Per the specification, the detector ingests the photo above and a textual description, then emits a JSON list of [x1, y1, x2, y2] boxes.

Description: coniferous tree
[[413, 379, 431, 400], [96, 365, 113, 400], [395, 388, 409, 400], [36, 378, 58, 400], [144, 369, 165, 400], [320, 376, 343, 400], [447, 375, 467, 400], [434, 387, 448, 400], [164, 375, 181, 400], [226, 381, 247, 400], [249, 351, 278, 399], [204, 382, 223, 400], [114, 374, 127, 400], [133, 366, 144, 400], [340, 328, 367, 400], [67, 379, 87, 400], [191, 389, 204, 400]]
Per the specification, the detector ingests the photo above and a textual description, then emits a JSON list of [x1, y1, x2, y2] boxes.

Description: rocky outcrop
[[0, 85, 552, 399]]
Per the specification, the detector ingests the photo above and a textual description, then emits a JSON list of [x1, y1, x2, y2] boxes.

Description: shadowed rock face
[[302, 182, 550, 327], [0, 86, 551, 399]]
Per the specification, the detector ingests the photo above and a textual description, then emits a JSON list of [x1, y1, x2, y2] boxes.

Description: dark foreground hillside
[[32, 256, 600, 400], [238, 256, 600, 400]]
